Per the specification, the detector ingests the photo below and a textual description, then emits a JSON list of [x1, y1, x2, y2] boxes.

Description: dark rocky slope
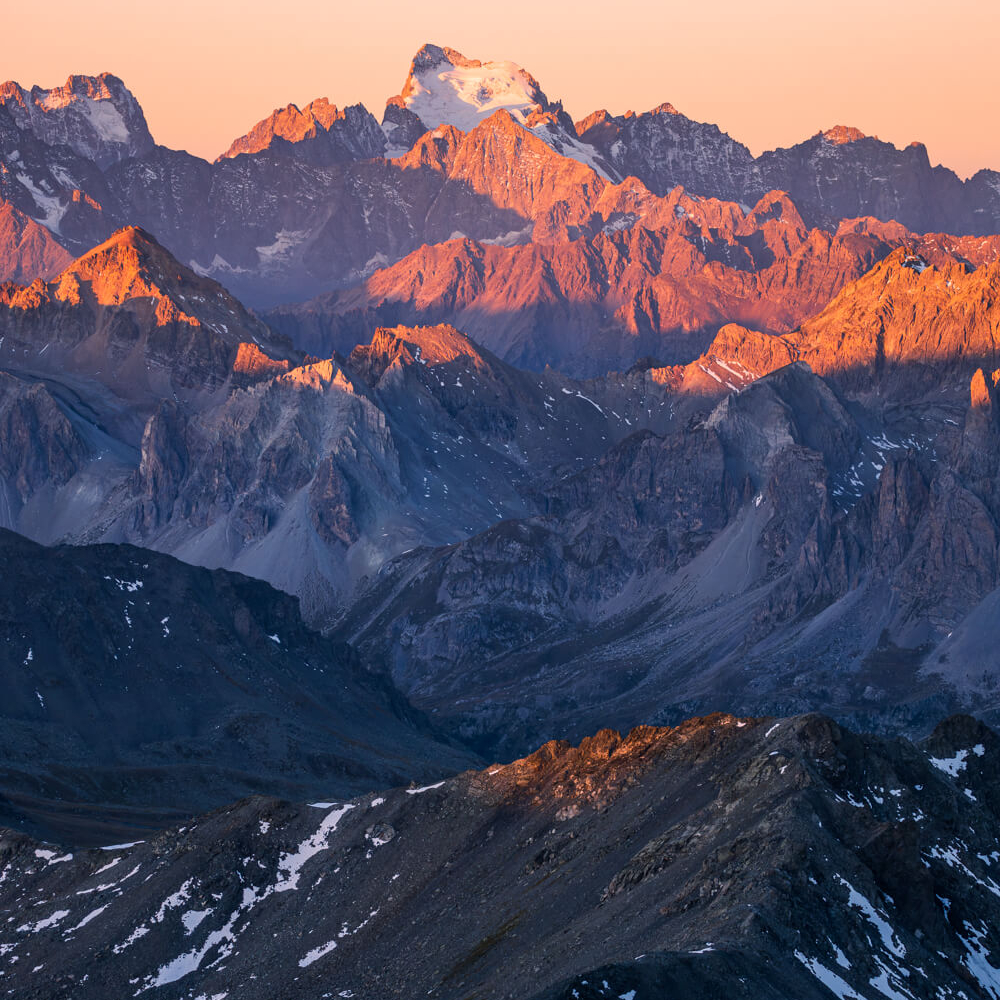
[[0, 528, 475, 847], [1, 713, 999, 999]]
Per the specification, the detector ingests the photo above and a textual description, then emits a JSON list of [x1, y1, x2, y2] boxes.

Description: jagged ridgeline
[[1, 45, 999, 318], [2, 714, 1000, 999]]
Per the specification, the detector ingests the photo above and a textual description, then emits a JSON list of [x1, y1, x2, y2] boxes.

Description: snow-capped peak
[[0, 73, 153, 169], [393, 44, 551, 133]]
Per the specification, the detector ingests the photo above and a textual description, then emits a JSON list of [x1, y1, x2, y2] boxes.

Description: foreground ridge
[[2, 712, 999, 998]]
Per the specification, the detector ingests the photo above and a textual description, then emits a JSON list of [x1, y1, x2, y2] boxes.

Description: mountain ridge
[[3, 711, 1000, 999]]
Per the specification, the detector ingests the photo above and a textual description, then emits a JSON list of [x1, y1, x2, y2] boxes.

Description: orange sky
[[6, 0, 998, 178]]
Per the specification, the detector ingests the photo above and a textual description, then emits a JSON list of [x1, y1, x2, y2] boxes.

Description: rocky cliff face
[[5, 232, 1000, 752], [2, 712, 999, 1000], [577, 103, 754, 202], [107, 319, 678, 620], [577, 106, 1000, 235], [0, 73, 153, 169], [330, 328, 1000, 758]]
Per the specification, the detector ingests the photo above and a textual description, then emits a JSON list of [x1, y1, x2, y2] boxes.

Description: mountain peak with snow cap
[[0, 72, 153, 169], [391, 43, 556, 133]]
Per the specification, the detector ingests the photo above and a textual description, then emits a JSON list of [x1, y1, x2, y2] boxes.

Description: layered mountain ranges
[[3, 220, 1000, 761], [4, 42, 1000, 1000], [3, 711, 1000, 1000], [2, 43, 1000, 317], [335, 249, 1000, 755], [0, 225, 687, 621]]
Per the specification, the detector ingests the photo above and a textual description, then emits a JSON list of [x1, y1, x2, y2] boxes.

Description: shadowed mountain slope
[[0, 528, 476, 847], [2, 713, 999, 999]]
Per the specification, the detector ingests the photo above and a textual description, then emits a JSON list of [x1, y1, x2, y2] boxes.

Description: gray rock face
[[0, 527, 476, 847], [2, 712, 999, 1000], [334, 358, 1000, 757], [4, 228, 1000, 767], [0, 73, 153, 169], [0, 373, 86, 506], [747, 131, 980, 233], [577, 104, 755, 203]]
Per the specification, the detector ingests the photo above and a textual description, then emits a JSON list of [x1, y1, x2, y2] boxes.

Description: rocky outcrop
[[577, 102, 754, 202]]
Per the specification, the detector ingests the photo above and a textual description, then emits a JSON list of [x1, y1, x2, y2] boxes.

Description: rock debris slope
[[2, 713, 1000, 1000]]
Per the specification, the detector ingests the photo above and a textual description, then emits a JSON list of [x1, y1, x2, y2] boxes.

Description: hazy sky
[[6, 0, 998, 177]]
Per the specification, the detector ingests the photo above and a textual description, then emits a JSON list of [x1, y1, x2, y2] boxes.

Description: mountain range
[[4, 39, 1000, 1000], [2, 44, 1000, 315]]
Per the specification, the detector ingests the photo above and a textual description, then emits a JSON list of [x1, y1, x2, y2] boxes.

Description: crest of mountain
[[0, 528, 475, 846], [390, 42, 556, 134], [107, 318, 676, 621], [3, 712, 1000, 1000], [386, 44, 615, 178], [0, 224, 298, 406], [219, 99, 387, 163], [744, 129, 984, 233], [0, 72, 153, 169], [706, 247, 1000, 390], [787, 249, 1000, 383]]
